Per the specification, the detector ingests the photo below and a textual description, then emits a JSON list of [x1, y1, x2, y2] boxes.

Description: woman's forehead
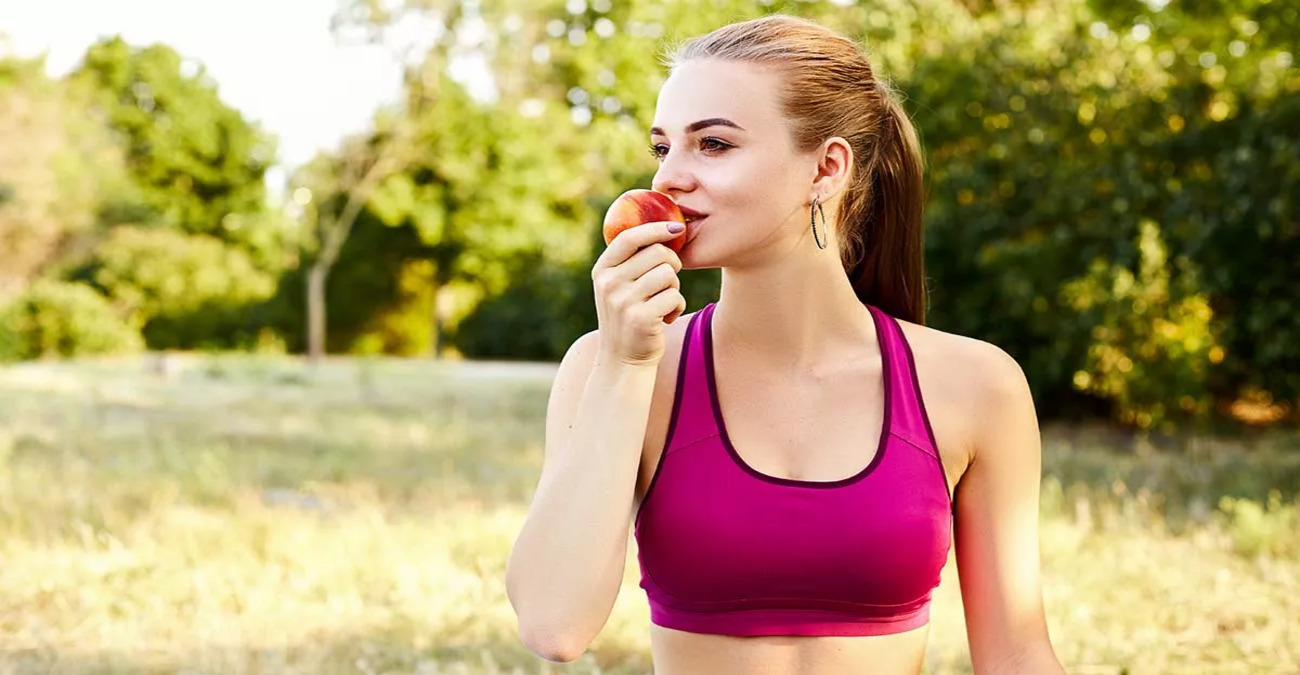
[[652, 59, 783, 135]]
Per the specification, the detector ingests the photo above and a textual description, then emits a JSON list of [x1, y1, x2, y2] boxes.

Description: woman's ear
[[810, 136, 853, 203]]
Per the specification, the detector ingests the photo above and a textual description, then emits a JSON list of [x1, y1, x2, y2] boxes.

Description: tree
[[0, 55, 126, 299], [68, 37, 279, 266], [370, 66, 609, 358], [82, 225, 277, 349], [297, 128, 414, 363]]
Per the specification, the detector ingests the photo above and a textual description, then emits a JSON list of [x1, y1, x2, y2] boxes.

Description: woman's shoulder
[[894, 318, 1024, 384], [892, 316, 1032, 414]]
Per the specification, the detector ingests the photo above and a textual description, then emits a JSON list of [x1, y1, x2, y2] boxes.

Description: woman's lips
[[685, 216, 706, 243]]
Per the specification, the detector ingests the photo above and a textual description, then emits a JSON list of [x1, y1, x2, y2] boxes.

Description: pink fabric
[[634, 302, 953, 637]]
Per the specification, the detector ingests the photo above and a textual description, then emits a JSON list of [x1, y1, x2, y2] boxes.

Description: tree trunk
[[302, 152, 404, 365], [307, 263, 328, 364], [430, 275, 444, 360]]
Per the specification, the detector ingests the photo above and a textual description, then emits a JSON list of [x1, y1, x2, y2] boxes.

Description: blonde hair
[[665, 15, 928, 324]]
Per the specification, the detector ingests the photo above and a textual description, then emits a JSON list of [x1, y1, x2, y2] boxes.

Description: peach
[[602, 189, 688, 252]]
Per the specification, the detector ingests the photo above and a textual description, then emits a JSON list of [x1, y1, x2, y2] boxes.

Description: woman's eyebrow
[[649, 118, 746, 137]]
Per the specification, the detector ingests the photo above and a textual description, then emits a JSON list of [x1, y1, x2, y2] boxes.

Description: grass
[[0, 354, 1297, 674]]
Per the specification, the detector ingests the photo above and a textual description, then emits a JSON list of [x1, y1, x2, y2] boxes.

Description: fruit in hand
[[602, 189, 687, 252]]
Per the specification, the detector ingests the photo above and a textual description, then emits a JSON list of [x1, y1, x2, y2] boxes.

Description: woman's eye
[[701, 137, 731, 152], [647, 138, 731, 161]]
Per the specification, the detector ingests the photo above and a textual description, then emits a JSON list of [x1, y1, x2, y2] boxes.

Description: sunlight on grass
[[0, 355, 1296, 673]]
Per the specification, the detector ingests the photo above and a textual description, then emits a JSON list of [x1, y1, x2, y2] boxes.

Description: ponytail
[[845, 91, 928, 325]]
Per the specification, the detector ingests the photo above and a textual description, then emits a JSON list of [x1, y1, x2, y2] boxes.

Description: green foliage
[[374, 69, 604, 285], [864, 0, 1299, 423], [453, 254, 594, 360], [0, 55, 130, 296], [1062, 221, 1220, 431], [82, 226, 277, 349], [453, 264, 721, 361], [0, 280, 143, 361], [321, 0, 1299, 427], [68, 37, 279, 261], [1, 1, 1289, 428], [261, 207, 431, 355]]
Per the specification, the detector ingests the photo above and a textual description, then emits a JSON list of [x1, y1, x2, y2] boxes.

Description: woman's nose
[[651, 152, 696, 195]]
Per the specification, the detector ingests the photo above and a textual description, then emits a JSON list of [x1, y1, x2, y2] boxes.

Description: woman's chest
[[715, 373, 887, 483], [639, 369, 968, 501]]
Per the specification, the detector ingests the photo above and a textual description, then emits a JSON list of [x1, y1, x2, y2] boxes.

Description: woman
[[506, 14, 1064, 674]]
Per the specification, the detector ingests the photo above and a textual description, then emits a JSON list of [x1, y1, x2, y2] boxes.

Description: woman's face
[[650, 59, 817, 270]]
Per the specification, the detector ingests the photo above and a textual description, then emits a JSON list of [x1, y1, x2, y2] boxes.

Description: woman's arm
[[954, 344, 1065, 674], [505, 330, 659, 662]]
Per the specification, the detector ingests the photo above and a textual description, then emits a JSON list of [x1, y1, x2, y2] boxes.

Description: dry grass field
[[0, 356, 1296, 674]]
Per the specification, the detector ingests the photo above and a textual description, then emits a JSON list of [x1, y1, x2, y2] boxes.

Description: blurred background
[[0, 0, 1296, 673]]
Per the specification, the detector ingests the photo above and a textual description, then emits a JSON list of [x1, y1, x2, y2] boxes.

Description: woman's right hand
[[591, 221, 688, 367]]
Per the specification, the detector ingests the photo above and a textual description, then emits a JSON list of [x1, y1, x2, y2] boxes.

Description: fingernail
[[668, 221, 685, 233]]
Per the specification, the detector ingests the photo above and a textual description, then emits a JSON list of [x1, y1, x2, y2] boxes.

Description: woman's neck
[[712, 250, 879, 377]]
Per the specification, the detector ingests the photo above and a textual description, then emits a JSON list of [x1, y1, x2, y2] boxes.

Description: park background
[[0, 0, 1297, 672]]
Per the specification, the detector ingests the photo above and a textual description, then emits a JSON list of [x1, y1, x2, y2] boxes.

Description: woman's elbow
[[508, 583, 588, 662], [506, 547, 596, 662], [517, 621, 587, 663]]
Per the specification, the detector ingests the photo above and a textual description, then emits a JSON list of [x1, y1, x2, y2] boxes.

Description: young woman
[[507, 14, 1064, 674]]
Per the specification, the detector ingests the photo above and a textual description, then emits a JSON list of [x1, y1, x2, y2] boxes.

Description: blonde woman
[[508, 14, 1064, 675]]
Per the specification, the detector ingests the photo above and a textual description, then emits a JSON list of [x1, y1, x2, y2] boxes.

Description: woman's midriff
[[648, 623, 930, 675]]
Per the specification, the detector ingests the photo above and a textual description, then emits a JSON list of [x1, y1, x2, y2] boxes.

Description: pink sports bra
[[633, 302, 953, 637]]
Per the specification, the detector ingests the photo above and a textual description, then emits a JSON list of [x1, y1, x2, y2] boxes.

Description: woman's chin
[[679, 244, 712, 271]]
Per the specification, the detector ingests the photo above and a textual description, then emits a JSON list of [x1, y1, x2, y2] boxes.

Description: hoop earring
[[811, 196, 828, 250]]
